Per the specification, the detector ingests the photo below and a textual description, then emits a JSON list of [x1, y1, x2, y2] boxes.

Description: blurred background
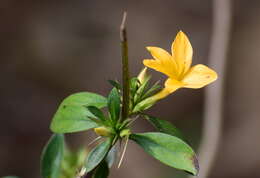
[[1, 0, 260, 178]]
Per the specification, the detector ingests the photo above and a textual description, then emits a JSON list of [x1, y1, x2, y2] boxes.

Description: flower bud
[[94, 126, 113, 137], [137, 67, 148, 84]]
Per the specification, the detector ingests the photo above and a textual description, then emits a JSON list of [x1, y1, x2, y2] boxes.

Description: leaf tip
[[191, 154, 199, 176]]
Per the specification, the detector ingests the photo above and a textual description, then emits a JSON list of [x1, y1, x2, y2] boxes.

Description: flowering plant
[[40, 14, 217, 178]]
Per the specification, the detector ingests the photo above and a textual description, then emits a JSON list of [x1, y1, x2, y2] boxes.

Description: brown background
[[0, 0, 260, 178]]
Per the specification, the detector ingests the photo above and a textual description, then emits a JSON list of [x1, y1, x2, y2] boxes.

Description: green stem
[[120, 12, 130, 121]]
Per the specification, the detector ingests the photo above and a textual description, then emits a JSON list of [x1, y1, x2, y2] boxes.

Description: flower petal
[[144, 47, 178, 78], [147, 88, 171, 101], [164, 78, 184, 93], [182, 64, 218, 89], [146, 46, 171, 61], [171, 31, 193, 76]]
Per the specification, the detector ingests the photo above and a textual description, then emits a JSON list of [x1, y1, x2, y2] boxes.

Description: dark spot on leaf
[[63, 105, 67, 108]]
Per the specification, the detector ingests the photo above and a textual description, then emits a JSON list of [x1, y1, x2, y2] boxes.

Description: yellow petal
[[182, 64, 218, 89], [149, 88, 171, 101], [164, 78, 184, 93], [143, 59, 175, 79], [144, 47, 178, 78], [171, 31, 193, 76], [146, 46, 172, 61]]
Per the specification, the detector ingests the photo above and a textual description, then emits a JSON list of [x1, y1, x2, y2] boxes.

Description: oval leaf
[[92, 161, 109, 178], [130, 132, 199, 175], [41, 134, 64, 178], [108, 88, 120, 122], [145, 115, 186, 141], [85, 139, 111, 173], [105, 145, 117, 168], [50, 92, 107, 133]]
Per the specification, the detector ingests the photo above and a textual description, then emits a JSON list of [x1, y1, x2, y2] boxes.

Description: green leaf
[[108, 80, 122, 90], [50, 92, 107, 133], [87, 106, 106, 122], [108, 88, 121, 122], [85, 139, 112, 173], [41, 134, 64, 178], [91, 146, 116, 178], [92, 161, 109, 178], [145, 115, 186, 141], [61, 146, 88, 177], [130, 132, 199, 175], [105, 145, 117, 168]]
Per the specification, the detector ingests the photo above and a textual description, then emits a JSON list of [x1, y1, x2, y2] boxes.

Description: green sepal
[[41, 134, 65, 178], [144, 115, 186, 141], [130, 132, 199, 175], [130, 77, 139, 97], [141, 81, 161, 100], [129, 77, 139, 111], [133, 75, 151, 104], [50, 92, 107, 133], [108, 88, 121, 122], [85, 139, 112, 173]]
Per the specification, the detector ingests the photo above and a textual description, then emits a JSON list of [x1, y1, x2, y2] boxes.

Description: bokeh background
[[1, 0, 260, 178]]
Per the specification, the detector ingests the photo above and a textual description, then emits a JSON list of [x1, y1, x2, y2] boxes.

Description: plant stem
[[120, 11, 130, 120]]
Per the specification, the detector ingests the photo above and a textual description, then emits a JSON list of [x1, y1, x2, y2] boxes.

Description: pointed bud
[[137, 67, 148, 84], [94, 127, 113, 137]]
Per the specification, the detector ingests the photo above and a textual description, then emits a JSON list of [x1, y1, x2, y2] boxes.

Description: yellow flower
[[143, 31, 218, 100]]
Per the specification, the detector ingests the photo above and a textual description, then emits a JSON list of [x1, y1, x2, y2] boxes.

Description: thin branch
[[192, 0, 233, 178], [87, 136, 102, 146], [126, 115, 139, 127], [120, 11, 130, 120], [117, 136, 129, 168]]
